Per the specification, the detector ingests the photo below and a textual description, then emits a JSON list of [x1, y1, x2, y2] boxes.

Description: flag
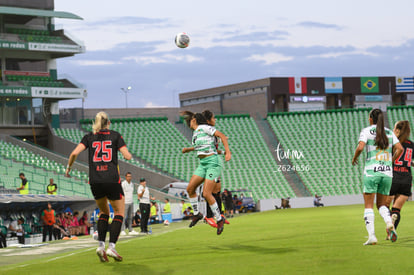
[[360, 77, 379, 93], [288, 77, 307, 94], [395, 76, 414, 93], [324, 77, 343, 94]]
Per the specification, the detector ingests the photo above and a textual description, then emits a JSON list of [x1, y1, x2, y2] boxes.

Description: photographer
[[314, 194, 324, 207]]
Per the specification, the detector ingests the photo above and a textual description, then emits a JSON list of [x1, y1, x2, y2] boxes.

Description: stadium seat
[[267, 108, 369, 196]]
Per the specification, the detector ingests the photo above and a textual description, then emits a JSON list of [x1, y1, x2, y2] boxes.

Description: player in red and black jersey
[[386, 120, 413, 239], [65, 111, 132, 262]]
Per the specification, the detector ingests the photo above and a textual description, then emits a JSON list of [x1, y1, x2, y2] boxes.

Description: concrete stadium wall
[[258, 194, 365, 211], [222, 92, 267, 118]]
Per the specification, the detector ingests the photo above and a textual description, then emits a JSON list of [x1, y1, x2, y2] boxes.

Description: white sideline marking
[[3, 223, 189, 271]]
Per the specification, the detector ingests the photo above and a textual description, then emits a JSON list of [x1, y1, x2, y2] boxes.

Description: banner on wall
[[324, 77, 343, 94], [0, 86, 31, 96], [360, 77, 379, 93], [31, 87, 87, 99], [395, 76, 414, 93], [288, 77, 307, 94]]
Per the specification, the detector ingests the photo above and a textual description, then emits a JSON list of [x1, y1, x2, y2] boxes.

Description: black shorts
[[389, 180, 412, 197], [90, 181, 124, 201]]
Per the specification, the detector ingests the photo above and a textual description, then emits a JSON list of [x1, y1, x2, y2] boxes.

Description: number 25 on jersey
[[92, 141, 113, 162]]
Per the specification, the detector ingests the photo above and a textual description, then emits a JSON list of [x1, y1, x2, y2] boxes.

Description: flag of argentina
[[324, 77, 343, 94], [395, 76, 414, 93]]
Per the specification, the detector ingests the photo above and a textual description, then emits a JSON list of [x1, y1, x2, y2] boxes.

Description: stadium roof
[[0, 6, 83, 20]]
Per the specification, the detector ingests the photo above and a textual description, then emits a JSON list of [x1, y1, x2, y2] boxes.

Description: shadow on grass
[[211, 244, 297, 255], [111, 263, 172, 275]]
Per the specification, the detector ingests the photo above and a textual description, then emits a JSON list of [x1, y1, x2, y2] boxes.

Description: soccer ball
[[163, 219, 170, 226], [92, 231, 98, 241], [175, 32, 190, 48]]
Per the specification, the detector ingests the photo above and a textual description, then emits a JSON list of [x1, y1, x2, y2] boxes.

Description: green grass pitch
[[2, 202, 414, 274]]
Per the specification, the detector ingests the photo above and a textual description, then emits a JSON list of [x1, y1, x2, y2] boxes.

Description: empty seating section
[[54, 128, 148, 169], [215, 115, 295, 201], [6, 28, 63, 43], [387, 105, 414, 131], [267, 109, 369, 196], [0, 140, 91, 198], [6, 74, 64, 88]]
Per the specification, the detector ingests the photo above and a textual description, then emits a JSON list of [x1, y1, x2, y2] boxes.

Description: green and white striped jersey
[[192, 124, 217, 156], [358, 125, 400, 177]]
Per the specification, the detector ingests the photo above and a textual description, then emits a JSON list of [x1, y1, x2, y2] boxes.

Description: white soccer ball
[[175, 32, 190, 48], [163, 219, 170, 226], [92, 231, 98, 241]]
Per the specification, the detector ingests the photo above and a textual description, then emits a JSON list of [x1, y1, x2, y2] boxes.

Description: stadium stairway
[[255, 117, 310, 197]]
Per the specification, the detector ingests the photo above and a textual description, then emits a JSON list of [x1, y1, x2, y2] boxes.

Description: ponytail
[[180, 111, 208, 128], [181, 111, 195, 128], [369, 108, 388, 150], [92, 111, 109, 134], [394, 120, 411, 143]]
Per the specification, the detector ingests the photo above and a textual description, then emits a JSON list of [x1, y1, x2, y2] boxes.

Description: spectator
[[183, 207, 194, 220], [42, 202, 56, 242], [68, 211, 85, 236], [121, 172, 138, 235], [9, 217, 25, 244], [163, 198, 171, 213], [281, 197, 291, 209], [181, 199, 193, 217], [16, 172, 29, 194], [47, 178, 58, 195], [222, 189, 234, 218], [150, 201, 158, 224], [137, 178, 151, 234], [132, 209, 141, 227], [53, 213, 68, 239], [79, 211, 92, 235], [314, 194, 324, 207]]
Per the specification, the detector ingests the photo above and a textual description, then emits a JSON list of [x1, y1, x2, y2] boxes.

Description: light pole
[[121, 86, 132, 109]]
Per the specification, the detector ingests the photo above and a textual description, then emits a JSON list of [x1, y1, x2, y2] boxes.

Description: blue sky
[[54, 0, 414, 109]]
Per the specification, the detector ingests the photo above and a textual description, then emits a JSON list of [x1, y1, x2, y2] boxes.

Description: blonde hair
[[92, 112, 109, 134]]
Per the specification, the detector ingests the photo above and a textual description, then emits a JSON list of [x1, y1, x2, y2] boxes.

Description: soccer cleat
[[96, 247, 109, 262], [217, 218, 224, 235], [204, 217, 217, 228], [221, 214, 230, 225], [106, 247, 123, 262], [120, 231, 127, 236], [387, 223, 397, 242], [129, 230, 139, 235], [385, 228, 390, 240], [189, 213, 203, 228], [363, 236, 378, 246]]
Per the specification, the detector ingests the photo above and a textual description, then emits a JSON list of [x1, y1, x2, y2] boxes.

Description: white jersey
[[358, 125, 400, 178], [192, 124, 217, 156], [137, 184, 150, 204], [121, 180, 135, 204]]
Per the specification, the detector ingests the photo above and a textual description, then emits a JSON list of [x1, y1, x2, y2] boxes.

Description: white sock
[[189, 197, 199, 215], [364, 208, 375, 237], [209, 202, 222, 221], [378, 206, 392, 225], [99, 241, 105, 249], [108, 242, 115, 249]]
